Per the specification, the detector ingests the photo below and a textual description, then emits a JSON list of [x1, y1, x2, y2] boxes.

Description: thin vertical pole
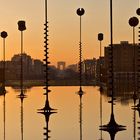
[[20, 31, 23, 93], [79, 16, 82, 90], [133, 27, 135, 44], [44, 0, 49, 101], [100, 41, 102, 84], [3, 38, 5, 90], [110, 0, 114, 114]]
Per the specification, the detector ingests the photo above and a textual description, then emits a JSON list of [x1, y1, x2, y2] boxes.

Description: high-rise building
[[83, 59, 96, 80], [104, 41, 140, 93]]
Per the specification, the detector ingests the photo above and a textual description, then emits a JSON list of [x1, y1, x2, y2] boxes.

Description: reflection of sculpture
[[99, 88, 103, 140], [76, 8, 85, 94], [17, 92, 26, 140], [99, 94, 126, 140], [39, 109, 56, 140], [79, 94, 83, 140]]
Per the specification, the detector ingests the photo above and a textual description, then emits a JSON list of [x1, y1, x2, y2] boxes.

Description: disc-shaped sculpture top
[[1, 31, 8, 38], [136, 8, 140, 16], [129, 17, 139, 27], [98, 33, 104, 41], [77, 8, 85, 16], [18, 20, 26, 31]]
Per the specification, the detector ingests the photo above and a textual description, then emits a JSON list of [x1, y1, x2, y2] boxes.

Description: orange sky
[[0, 0, 139, 66]]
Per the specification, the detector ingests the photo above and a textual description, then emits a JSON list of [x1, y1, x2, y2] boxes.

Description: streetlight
[[1, 31, 8, 93], [76, 8, 85, 97], [17, 20, 26, 96]]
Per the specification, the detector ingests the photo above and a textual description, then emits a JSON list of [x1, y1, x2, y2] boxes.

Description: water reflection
[[3, 91, 6, 140], [78, 93, 83, 140], [39, 108, 56, 140], [17, 89, 27, 140], [99, 87, 103, 140], [100, 90, 126, 140], [100, 79, 127, 139]]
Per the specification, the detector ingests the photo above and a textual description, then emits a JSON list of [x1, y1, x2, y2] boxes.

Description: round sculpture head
[[129, 17, 139, 27], [1, 31, 8, 38], [136, 8, 140, 16], [98, 33, 104, 41], [77, 8, 85, 16], [18, 20, 26, 31]]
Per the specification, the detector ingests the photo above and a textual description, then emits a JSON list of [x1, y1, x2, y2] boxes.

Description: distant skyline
[[0, 0, 139, 65]]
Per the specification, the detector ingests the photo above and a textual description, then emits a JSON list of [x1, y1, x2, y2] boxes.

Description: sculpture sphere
[[129, 17, 139, 27], [136, 8, 140, 16], [98, 33, 104, 41], [77, 8, 85, 16], [18, 20, 26, 31], [1, 31, 8, 38]]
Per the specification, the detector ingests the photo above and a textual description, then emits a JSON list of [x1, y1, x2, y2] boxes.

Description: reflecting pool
[[0, 86, 138, 140]]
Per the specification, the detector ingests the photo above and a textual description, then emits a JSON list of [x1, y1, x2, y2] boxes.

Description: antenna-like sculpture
[[76, 8, 85, 97], [100, 1, 126, 139], [38, 0, 56, 113], [17, 20, 26, 96], [136, 8, 140, 108], [1, 31, 8, 140], [17, 20, 27, 140], [98, 33, 104, 88], [98, 33, 104, 140], [1, 31, 8, 94], [129, 17, 139, 104]]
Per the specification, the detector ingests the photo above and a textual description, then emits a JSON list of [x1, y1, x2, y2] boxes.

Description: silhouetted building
[[33, 59, 44, 79], [105, 41, 140, 94], [83, 58, 96, 80], [96, 57, 106, 83], [105, 41, 140, 73], [67, 64, 78, 72]]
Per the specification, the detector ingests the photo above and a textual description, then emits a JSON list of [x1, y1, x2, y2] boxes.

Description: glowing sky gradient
[[0, 0, 139, 66]]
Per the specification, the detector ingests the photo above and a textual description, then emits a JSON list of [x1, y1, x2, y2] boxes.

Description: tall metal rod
[[110, 0, 114, 114], [3, 38, 5, 90], [76, 8, 85, 94], [17, 20, 26, 95], [44, 0, 49, 102], [20, 31, 23, 94], [99, 41, 102, 84], [1, 31, 8, 140], [133, 27, 135, 44], [79, 16, 82, 89]]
